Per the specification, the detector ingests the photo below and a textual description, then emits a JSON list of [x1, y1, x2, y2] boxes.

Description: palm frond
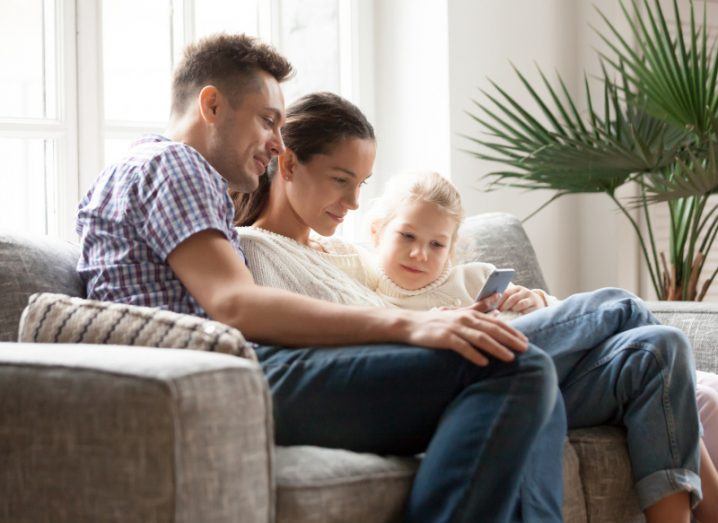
[[632, 139, 718, 204]]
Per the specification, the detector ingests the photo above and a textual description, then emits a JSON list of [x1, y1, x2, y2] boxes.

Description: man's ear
[[278, 149, 298, 181], [198, 85, 221, 123]]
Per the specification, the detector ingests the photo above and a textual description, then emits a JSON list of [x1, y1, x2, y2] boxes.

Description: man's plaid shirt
[[76, 134, 245, 317]]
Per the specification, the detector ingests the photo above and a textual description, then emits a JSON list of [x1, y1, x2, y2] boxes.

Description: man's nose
[[269, 129, 285, 156]]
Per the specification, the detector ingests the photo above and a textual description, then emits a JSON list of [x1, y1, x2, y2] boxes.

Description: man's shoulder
[[125, 135, 209, 181]]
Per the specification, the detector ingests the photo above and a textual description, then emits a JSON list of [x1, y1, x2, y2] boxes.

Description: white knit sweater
[[371, 262, 559, 321], [236, 227, 387, 308], [237, 227, 558, 321]]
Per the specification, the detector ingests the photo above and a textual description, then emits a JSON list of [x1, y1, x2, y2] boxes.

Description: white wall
[[371, 0, 451, 192], [445, 0, 581, 297], [369, 0, 645, 298], [574, 0, 642, 295]]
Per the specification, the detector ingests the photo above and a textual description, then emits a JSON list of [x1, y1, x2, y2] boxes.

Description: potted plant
[[466, 0, 718, 300]]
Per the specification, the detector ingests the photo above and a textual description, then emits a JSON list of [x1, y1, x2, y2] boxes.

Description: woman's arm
[[168, 230, 528, 366]]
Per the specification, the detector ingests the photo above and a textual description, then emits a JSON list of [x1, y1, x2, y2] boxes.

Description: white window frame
[[1, 0, 371, 241], [0, 0, 78, 239]]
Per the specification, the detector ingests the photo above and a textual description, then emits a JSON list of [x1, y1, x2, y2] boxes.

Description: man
[[76, 33, 566, 523]]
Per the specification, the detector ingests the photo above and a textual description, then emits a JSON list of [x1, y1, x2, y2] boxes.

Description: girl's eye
[[431, 241, 446, 249], [399, 232, 414, 240]]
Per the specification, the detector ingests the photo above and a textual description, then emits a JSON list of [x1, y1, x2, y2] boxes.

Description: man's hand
[[497, 285, 544, 314], [403, 306, 528, 367]]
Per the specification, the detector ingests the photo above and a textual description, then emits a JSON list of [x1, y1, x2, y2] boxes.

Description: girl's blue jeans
[[254, 288, 700, 523]]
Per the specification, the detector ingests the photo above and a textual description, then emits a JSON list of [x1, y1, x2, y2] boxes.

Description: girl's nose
[[411, 246, 428, 261]]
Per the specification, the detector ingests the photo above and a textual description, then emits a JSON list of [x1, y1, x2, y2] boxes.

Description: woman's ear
[[278, 149, 297, 181]]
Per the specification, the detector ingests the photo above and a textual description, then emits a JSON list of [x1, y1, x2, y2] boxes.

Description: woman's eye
[[263, 117, 274, 127], [333, 177, 348, 185]]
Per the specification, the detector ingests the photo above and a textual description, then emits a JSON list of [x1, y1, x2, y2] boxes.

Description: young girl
[[362, 170, 556, 319], [363, 170, 718, 503]]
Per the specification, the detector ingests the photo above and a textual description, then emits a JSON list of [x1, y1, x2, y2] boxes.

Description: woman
[[233, 92, 708, 522]]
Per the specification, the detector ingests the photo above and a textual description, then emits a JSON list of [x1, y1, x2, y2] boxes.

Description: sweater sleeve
[[460, 262, 498, 300], [354, 244, 382, 290]]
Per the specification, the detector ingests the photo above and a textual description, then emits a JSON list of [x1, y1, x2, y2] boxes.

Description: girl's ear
[[278, 149, 297, 181], [370, 221, 381, 247]]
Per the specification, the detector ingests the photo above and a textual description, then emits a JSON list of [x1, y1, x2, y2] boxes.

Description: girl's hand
[[474, 292, 502, 314], [497, 286, 544, 314]]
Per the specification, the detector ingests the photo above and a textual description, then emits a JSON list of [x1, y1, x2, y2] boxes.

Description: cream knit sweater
[[236, 227, 387, 308], [371, 262, 559, 321], [237, 227, 558, 321]]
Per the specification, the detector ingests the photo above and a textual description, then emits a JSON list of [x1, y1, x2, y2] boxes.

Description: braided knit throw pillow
[[18, 293, 256, 361]]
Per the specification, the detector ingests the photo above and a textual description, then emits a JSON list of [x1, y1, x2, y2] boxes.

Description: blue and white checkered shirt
[[76, 134, 244, 317]]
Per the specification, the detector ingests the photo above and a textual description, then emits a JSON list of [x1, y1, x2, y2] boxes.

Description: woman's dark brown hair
[[232, 91, 375, 226]]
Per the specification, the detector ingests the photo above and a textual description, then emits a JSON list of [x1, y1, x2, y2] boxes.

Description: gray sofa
[[2, 212, 717, 523]]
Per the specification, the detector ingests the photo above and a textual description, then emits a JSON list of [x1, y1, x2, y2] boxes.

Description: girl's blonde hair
[[367, 171, 464, 252]]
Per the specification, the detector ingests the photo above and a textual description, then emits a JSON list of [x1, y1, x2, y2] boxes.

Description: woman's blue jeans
[[254, 288, 700, 523]]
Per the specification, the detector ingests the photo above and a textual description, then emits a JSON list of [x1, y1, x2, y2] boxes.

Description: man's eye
[[263, 117, 274, 126]]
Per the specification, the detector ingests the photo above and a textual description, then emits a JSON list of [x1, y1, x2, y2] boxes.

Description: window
[[1, 0, 365, 240], [0, 0, 77, 238]]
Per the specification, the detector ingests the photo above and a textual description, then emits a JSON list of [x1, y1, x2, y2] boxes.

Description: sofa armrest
[[0, 343, 274, 523], [646, 301, 718, 374]]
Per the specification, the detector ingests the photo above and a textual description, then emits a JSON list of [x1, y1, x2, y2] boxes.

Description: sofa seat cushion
[[569, 426, 643, 523], [275, 446, 418, 523], [275, 440, 588, 523]]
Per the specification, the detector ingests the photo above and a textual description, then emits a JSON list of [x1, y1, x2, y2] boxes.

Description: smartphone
[[475, 269, 516, 307]]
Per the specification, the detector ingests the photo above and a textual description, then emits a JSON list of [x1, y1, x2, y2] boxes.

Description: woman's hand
[[403, 305, 528, 367], [497, 286, 545, 314]]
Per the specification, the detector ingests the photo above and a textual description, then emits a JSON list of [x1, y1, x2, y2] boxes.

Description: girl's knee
[[593, 286, 640, 303]]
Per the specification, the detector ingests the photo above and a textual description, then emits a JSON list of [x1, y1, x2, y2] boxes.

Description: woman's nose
[[343, 190, 359, 210]]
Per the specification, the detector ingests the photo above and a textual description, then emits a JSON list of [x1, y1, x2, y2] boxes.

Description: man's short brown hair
[[171, 33, 293, 116]]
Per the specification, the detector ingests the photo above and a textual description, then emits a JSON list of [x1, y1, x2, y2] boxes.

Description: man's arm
[[168, 230, 528, 366]]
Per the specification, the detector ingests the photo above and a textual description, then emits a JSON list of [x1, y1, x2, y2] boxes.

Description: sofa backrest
[[0, 232, 83, 341], [0, 213, 549, 341], [456, 212, 549, 292]]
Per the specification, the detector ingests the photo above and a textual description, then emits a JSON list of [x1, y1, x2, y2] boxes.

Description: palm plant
[[466, 0, 718, 301]]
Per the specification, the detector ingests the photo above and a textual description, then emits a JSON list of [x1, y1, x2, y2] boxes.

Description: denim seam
[[450, 362, 525, 523], [563, 342, 682, 478]]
